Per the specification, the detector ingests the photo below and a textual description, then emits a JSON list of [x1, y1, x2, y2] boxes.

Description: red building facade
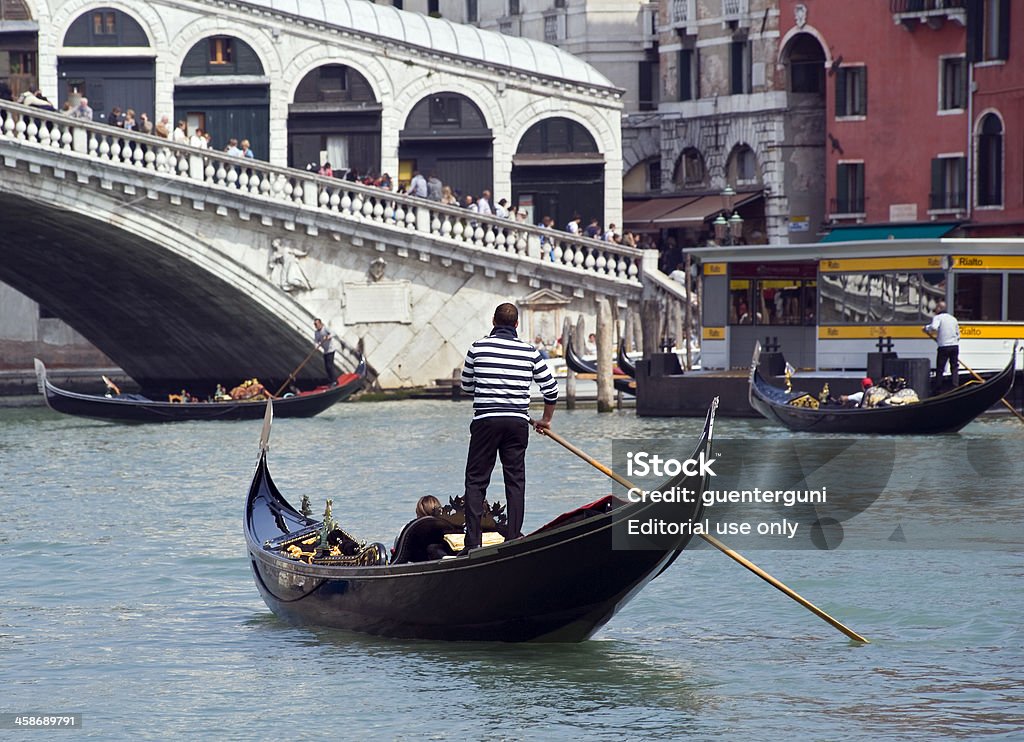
[[778, 0, 1020, 237]]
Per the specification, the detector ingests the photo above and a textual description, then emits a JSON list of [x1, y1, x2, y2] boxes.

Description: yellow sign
[[703, 263, 727, 276], [959, 324, 1024, 339], [819, 324, 1024, 340], [819, 256, 943, 272], [952, 256, 1024, 271], [818, 326, 929, 340], [703, 327, 726, 341]]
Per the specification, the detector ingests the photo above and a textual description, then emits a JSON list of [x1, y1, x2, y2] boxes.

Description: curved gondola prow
[[617, 339, 637, 378], [33, 358, 47, 397], [259, 399, 273, 456], [748, 340, 764, 407], [564, 337, 596, 375]]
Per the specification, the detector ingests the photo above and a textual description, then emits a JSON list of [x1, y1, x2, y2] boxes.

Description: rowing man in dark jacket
[[460, 302, 557, 551]]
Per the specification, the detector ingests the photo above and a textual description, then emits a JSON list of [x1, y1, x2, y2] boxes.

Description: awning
[[653, 195, 727, 225], [820, 223, 958, 242], [622, 197, 700, 226]]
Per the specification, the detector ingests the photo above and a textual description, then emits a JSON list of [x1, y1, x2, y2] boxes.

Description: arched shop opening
[[174, 36, 269, 158], [398, 92, 492, 197], [58, 7, 154, 124], [512, 117, 603, 229], [287, 64, 381, 176]]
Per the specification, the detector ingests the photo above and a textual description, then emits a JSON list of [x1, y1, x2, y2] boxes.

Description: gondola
[[244, 399, 717, 642], [564, 337, 636, 395], [748, 342, 1016, 434], [34, 357, 366, 422], [617, 338, 637, 378]]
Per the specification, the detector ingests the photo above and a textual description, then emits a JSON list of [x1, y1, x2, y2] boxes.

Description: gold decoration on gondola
[[229, 378, 268, 401], [818, 383, 830, 404], [787, 393, 820, 409]]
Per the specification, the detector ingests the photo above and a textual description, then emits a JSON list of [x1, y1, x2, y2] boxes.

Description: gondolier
[[313, 318, 336, 386], [460, 303, 558, 551], [923, 300, 960, 390]]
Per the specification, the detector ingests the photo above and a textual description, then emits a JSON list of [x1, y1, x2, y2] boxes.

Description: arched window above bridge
[[293, 65, 377, 105], [402, 93, 489, 135], [181, 36, 264, 77], [63, 8, 150, 47], [783, 33, 825, 95], [516, 117, 599, 155]]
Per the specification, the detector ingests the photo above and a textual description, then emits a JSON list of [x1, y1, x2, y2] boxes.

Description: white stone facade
[[31, 0, 625, 223]]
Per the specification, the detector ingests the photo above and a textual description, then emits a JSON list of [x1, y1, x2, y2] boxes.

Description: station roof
[[820, 223, 958, 242], [244, 0, 615, 90]]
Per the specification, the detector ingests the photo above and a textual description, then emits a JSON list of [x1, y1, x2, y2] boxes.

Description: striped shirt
[[461, 326, 558, 420]]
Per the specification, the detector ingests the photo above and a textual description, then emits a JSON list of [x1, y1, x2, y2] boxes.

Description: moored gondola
[[244, 399, 717, 641], [564, 337, 636, 395], [748, 342, 1016, 434], [34, 357, 366, 422], [617, 338, 637, 378]]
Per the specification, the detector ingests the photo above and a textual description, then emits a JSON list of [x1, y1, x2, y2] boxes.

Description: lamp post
[[713, 185, 744, 245]]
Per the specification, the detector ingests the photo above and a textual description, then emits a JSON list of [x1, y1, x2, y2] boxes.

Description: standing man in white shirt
[[923, 300, 960, 389]]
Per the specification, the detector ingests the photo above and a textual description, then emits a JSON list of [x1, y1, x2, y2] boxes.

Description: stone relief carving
[[795, 3, 808, 28], [268, 238, 312, 292]]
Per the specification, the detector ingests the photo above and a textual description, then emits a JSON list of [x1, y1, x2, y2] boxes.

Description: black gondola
[[34, 357, 366, 422], [564, 338, 635, 395], [617, 338, 637, 378], [244, 399, 717, 642], [748, 342, 1016, 434]]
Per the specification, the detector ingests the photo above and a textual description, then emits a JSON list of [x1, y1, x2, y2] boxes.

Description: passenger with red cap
[[841, 377, 873, 407]]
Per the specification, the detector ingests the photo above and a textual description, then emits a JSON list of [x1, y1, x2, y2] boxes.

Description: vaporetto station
[[690, 236, 1024, 374]]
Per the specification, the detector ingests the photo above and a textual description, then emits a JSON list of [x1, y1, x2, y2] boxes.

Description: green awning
[[820, 223, 958, 243]]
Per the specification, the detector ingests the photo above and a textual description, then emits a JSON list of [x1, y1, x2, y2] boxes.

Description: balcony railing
[[671, 0, 694, 25], [890, 0, 966, 12], [929, 191, 966, 211], [723, 0, 747, 17], [0, 98, 644, 290]]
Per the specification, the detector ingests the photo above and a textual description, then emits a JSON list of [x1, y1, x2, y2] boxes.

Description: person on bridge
[[409, 170, 428, 198], [459, 303, 557, 553], [923, 300, 960, 389], [313, 318, 337, 386]]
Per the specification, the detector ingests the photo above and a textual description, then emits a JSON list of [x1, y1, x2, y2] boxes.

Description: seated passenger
[[416, 495, 441, 519], [840, 377, 873, 407]]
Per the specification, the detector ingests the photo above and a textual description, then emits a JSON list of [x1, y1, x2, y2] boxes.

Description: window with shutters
[[939, 56, 967, 111], [679, 47, 697, 101], [835, 65, 866, 118], [929, 156, 966, 211], [833, 162, 865, 214]]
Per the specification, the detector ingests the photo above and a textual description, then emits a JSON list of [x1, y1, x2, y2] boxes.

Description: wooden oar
[[273, 340, 326, 398], [924, 333, 1024, 424], [534, 424, 870, 644]]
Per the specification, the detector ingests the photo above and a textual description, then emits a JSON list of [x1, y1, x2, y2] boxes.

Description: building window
[[835, 65, 867, 117], [930, 156, 966, 210], [429, 96, 461, 126], [466, 0, 478, 23], [679, 48, 697, 101], [648, 159, 662, 191], [787, 34, 825, 94], [834, 162, 865, 213], [509, 0, 520, 15], [1008, 275, 1024, 321], [638, 59, 658, 111], [544, 15, 558, 42], [209, 37, 233, 65], [8, 51, 35, 76], [976, 113, 1003, 206], [428, 0, 439, 15], [92, 11, 115, 36], [499, 21, 513, 34], [727, 144, 757, 185], [939, 57, 967, 111], [730, 39, 751, 95], [674, 148, 705, 187], [983, 0, 1009, 61]]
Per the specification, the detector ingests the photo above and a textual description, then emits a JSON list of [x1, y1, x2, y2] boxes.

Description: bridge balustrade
[[0, 99, 643, 288]]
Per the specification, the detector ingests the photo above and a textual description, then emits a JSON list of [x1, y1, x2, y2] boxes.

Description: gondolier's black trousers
[[464, 416, 529, 549], [323, 351, 336, 385], [936, 345, 959, 388]]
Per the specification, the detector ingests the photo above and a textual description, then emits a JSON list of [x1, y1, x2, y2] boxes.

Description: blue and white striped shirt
[[461, 326, 558, 420]]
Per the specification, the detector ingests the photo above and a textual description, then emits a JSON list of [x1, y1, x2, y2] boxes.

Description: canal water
[[1, 400, 1022, 739]]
